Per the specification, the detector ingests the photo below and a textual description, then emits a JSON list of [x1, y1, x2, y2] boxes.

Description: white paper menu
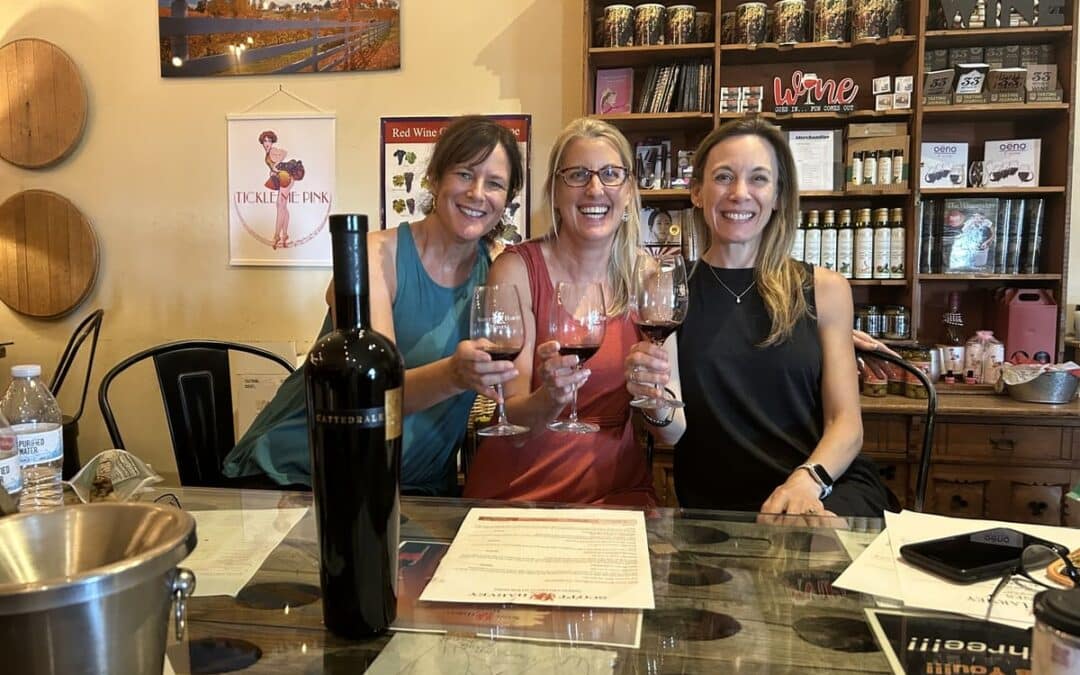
[[419, 508, 655, 610]]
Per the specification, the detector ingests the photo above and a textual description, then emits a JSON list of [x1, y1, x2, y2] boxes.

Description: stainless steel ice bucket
[[0, 502, 197, 675], [1007, 371, 1080, 404]]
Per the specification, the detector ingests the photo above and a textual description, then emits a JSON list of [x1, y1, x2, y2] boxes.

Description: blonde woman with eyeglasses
[[463, 117, 658, 507]]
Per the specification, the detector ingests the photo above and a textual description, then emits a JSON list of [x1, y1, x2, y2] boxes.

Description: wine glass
[[547, 281, 607, 434], [471, 285, 529, 437], [630, 251, 688, 409]]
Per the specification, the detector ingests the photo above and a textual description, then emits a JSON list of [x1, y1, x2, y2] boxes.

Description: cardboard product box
[[920, 142, 968, 188], [923, 69, 955, 104], [1019, 45, 1039, 67], [740, 85, 764, 99], [984, 46, 1007, 69], [993, 289, 1057, 363], [1003, 44, 1021, 68], [926, 49, 949, 72], [938, 197, 999, 273], [949, 46, 984, 67], [738, 96, 763, 113], [986, 67, 1026, 103], [846, 135, 909, 188], [954, 63, 990, 94], [847, 122, 908, 138], [983, 138, 1041, 187]]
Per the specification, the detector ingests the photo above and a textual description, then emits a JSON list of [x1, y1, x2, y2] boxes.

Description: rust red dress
[[463, 241, 657, 507]]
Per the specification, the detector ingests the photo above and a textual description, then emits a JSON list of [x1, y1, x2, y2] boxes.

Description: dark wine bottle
[[305, 213, 405, 638]]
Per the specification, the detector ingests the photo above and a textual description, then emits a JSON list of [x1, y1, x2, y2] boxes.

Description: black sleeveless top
[[676, 262, 824, 511]]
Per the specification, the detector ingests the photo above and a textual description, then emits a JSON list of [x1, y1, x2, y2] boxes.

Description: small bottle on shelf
[[851, 151, 863, 186], [888, 207, 905, 280], [820, 209, 838, 271], [863, 151, 878, 186], [837, 209, 854, 279], [878, 149, 893, 186], [803, 210, 821, 267], [891, 148, 904, 185], [791, 210, 805, 262], [941, 291, 966, 377], [872, 207, 891, 279], [854, 208, 874, 279]]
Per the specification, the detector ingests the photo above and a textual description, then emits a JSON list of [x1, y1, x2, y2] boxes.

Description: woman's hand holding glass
[[448, 339, 518, 403], [535, 340, 592, 409], [629, 252, 687, 408]]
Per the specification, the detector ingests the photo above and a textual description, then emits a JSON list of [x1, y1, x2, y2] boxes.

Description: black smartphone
[[899, 527, 1069, 583]]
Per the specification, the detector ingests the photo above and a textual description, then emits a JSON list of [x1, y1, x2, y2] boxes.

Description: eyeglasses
[[555, 165, 630, 187], [986, 543, 1080, 620]]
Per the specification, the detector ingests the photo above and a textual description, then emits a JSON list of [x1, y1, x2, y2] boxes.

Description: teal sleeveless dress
[[223, 224, 489, 495]]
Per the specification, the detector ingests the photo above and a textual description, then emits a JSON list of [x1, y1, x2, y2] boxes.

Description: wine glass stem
[[494, 383, 508, 426], [650, 337, 665, 400], [568, 369, 580, 424]]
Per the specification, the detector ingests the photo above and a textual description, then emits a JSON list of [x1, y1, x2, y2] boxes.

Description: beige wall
[[0, 1, 583, 482], [1, 3, 1079, 484]]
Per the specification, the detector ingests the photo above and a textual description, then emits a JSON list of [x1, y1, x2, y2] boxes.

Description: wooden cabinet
[[861, 394, 1080, 525], [583, 2, 1078, 358]]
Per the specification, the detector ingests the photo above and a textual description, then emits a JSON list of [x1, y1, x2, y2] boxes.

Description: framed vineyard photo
[[159, 1, 401, 77]]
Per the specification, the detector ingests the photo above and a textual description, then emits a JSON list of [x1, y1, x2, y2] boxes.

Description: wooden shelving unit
[[584, 1, 1079, 520], [583, 0, 1076, 355]]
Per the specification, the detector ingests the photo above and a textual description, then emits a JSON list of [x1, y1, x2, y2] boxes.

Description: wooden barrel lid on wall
[[0, 190, 99, 318], [0, 38, 88, 168]]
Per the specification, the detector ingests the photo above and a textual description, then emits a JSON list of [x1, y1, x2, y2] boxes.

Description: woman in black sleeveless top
[[625, 118, 890, 518]]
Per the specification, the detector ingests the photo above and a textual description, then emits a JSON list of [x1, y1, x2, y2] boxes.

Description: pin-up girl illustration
[[259, 130, 305, 249]]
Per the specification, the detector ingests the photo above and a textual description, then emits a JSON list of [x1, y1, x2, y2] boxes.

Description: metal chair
[[856, 347, 937, 512], [49, 308, 104, 479], [98, 339, 295, 488]]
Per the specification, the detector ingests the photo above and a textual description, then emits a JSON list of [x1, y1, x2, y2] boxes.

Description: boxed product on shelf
[[954, 63, 990, 101], [938, 197, 999, 274], [594, 68, 634, 114], [983, 138, 1041, 187], [923, 69, 955, 105], [846, 135, 909, 188], [920, 142, 968, 188], [848, 122, 908, 138], [1019, 44, 1054, 67], [986, 67, 1026, 103], [1026, 64, 1063, 102], [948, 46, 984, 68], [926, 49, 949, 72]]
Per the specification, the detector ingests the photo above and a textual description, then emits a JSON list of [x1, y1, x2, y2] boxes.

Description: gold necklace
[[706, 264, 756, 304]]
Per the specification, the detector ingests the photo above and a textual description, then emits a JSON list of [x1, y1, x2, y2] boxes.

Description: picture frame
[[227, 113, 336, 267], [160, 2, 401, 77], [379, 115, 531, 242]]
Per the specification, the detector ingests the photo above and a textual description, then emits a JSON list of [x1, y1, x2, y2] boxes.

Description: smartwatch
[[796, 463, 834, 500]]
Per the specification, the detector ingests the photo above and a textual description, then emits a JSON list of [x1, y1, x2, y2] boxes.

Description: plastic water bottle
[[0, 411, 19, 501], [1, 365, 63, 510]]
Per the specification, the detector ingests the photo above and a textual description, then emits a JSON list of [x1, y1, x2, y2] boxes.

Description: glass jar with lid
[[864, 304, 884, 338], [883, 305, 910, 340], [904, 345, 932, 399]]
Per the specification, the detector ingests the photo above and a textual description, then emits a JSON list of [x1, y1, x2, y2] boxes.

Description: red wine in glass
[[548, 282, 607, 434], [471, 285, 529, 436], [630, 252, 688, 409]]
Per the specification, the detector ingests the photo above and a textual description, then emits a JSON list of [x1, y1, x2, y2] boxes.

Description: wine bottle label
[[314, 408, 388, 428], [385, 386, 402, 441]]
